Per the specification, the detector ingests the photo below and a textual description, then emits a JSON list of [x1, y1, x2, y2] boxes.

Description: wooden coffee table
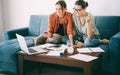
[[17, 50, 102, 75]]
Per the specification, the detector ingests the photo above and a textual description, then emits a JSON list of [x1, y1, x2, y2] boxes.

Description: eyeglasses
[[73, 8, 82, 12]]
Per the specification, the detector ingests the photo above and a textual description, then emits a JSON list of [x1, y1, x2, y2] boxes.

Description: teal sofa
[[0, 15, 120, 74]]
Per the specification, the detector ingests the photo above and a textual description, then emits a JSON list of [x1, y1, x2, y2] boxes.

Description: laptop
[[16, 34, 47, 55]]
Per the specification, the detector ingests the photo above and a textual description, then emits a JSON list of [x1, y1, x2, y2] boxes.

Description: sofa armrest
[[109, 32, 120, 53], [3, 27, 29, 41], [109, 32, 120, 52], [109, 32, 120, 72]]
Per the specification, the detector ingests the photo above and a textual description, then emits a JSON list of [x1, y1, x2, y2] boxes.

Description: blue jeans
[[74, 34, 101, 47], [35, 33, 62, 45], [62, 36, 69, 44]]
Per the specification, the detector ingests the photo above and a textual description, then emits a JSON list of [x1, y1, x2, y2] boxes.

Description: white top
[[72, 12, 100, 39]]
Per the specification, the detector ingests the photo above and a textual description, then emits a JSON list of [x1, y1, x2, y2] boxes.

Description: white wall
[[2, 0, 54, 29], [87, 0, 120, 16], [2, 0, 120, 30], [2, 0, 75, 30], [0, 0, 3, 42], [1, 0, 120, 41]]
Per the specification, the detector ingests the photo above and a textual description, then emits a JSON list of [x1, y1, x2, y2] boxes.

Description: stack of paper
[[46, 50, 64, 56], [77, 47, 105, 53], [46, 44, 68, 51], [90, 47, 105, 52], [69, 53, 98, 62], [38, 43, 60, 49], [77, 48, 92, 53]]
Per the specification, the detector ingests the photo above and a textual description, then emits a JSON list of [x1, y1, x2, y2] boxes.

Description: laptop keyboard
[[28, 48, 37, 53]]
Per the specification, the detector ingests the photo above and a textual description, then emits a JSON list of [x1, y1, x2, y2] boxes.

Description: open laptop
[[16, 34, 47, 55]]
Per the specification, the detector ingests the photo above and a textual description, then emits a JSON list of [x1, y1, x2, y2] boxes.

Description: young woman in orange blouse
[[34, 0, 74, 46]]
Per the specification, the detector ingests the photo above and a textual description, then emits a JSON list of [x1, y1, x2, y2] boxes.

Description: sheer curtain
[[0, 0, 3, 42]]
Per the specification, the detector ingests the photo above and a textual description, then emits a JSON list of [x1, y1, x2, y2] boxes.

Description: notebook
[[16, 34, 47, 55]]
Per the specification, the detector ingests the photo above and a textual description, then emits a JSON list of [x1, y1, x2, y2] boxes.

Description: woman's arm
[[86, 15, 93, 38], [67, 13, 74, 46], [68, 34, 74, 46], [47, 14, 55, 38]]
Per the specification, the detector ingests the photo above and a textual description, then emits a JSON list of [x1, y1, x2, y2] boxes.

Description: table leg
[[97, 54, 103, 75], [84, 63, 92, 75], [18, 54, 24, 75]]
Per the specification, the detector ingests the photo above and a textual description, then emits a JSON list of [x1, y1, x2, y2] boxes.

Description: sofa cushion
[[29, 15, 48, 36], [119, 23, 120, 31], [95, 16, 120, 39], [0, 37, 34, 48], [109, 32, 120, 73], [98, 44, 110, 72], [0, 37, 34, 72]]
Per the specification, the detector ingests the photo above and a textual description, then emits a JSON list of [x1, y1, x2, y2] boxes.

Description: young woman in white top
[[72, 0, 109, 47]]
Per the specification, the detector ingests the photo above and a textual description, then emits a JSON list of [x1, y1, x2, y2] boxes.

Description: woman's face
[[55, 4, 66, 17], [74, 5, 86, 16]]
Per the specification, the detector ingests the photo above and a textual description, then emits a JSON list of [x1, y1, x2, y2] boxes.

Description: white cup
[[67, 46, 74, 54]]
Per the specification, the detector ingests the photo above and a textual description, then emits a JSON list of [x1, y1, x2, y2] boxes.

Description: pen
[[88, 48, 93, 52]]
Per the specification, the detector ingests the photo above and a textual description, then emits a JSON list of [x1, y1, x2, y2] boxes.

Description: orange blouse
[[47, 11, 73, 36]]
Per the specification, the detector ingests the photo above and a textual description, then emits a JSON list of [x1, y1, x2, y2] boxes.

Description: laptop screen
[[16, 34, 29, 53]]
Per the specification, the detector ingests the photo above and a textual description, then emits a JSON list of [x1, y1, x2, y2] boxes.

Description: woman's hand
[[86, 14, 93, 38], [86, 15, 91, 23], [73, 30, 76, 36], [47, 32, 52, 38]]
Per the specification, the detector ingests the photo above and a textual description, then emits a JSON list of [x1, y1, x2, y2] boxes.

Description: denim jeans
[[61, 36, 69, 44], [35, 33, 62, 45], [84, 36, 101, 47], [74, 34, 101, 47]]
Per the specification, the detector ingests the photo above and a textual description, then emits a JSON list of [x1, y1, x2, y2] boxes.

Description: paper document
[[77, 47, 105, 53], [30, 46, 47, 52], [69, 53, 98, 62], [30, 46, 44, 51], [47, 47, 61, 51], [38, 43, 61, 49], [90, 47, 105, 52], [47, 44, 68, 51], [77, 48, 92, 53], [46, 50, 64, 56]]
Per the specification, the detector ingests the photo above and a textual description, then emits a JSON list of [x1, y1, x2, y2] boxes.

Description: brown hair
[[75, 0, 88, 9], [55, 0, 67, 9]]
